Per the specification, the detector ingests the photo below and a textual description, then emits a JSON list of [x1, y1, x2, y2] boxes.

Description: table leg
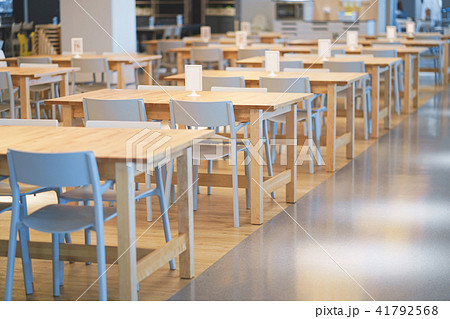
[[346, 83, 355, 159], [384, 66, 392, 130], [403, 53, 412, 114], [59, 73, 69, 97], [61, 105, 73, 127], [413, 54, 419, 109], [19, 77, 31, 119], [177, 147, 194, 278], [116, 162, 138, 301], [250, 109, 263, 224], [144, 60, 153, 85], [370, 66, 380, 138], [117, 63, 126, 89], [177, 53, 184, 74], [286, 103, 297, 203], [445, 41, 449, 86], [326, 84, 337, 172]]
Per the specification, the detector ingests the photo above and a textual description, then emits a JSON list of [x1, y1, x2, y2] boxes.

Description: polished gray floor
[[171, 88, 450, 301]]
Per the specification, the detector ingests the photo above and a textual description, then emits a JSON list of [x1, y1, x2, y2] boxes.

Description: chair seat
[[267, 110, 308, 124], [30, 84, 53, 93], [75, 83, 112, 94], [22, 204, 117, 233], [194, 134, 249, 161], [0, 181, 56, 196], [60, 185, 156, 202]]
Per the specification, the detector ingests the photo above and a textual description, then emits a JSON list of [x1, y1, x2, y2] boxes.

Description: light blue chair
[[5, 150, 116, 301]]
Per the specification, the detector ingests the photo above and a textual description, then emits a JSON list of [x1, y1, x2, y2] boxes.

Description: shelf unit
[[201, 0, 237, 33], [136, 0, 191, 24]]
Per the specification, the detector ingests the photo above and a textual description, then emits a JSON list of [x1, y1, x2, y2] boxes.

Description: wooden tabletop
[[3, 54, 161, 64], [168, 45, 313, 54], [45, 89, 313, 112], [0, 126, 213, 165], [359, 38, 445, 47], [165, 70, 368, 86], [237, 56, 401, 67], [0, 66, 79, 77]]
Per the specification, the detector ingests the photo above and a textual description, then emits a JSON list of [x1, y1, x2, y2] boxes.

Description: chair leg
[[18, 226, 33, 295], [95, 227, 107, 301], [394, 65, 401, 115], [51, 233, 60, 297], [145, 172, 152, 222], [361, 84, 369, 140], [193, 162, 198, 211], [262, 120, 275, 198], [306, 106, 314, 174], [232, 158, 239, 228], [244, 148, 251, 209], [271, 121, 277, 164], [59, 234, 65, 286], [207, 160, 212, 195], [19, 196, 34, 284], [314, 114, 324, 166], [4, 216, 19, 300], [155, 167, 176, 270]]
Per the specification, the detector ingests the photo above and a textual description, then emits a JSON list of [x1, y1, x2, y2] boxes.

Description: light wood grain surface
[[0, 126, 213, 166], [45, 89, 313, 111], [165, 70, 369, 86], [236, 56, 402, 67], [0, 66, 79, 77]]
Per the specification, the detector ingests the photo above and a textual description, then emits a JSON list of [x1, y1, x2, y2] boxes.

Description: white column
[[60, 0, 137, 54]]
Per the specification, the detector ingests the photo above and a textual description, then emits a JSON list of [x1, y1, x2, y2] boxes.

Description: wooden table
[[0, 125, 213, 300], [358, 38, 447, 85], [235, 56, 399, 138], [168, 45, 314, 72], [165, 71, 369, 172], [45, 89, 312, 226], [4, 54, 162, 89], [0, 66, 78, 120], [226, 32, 288, 43]]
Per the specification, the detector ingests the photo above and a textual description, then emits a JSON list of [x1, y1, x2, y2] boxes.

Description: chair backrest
[[362, 49, 397, 58], [11, 23, 22, 34], [19, 63, 58, 68], [17, 33, 29, 55], [17, 56, 53, 65], [371, 44, 406, 48], [138, 85, 185, 91], [7, 149, 100, 191], [280, 60, 304, 70], [0, 119, 58, 126], [158, 40, 185, 55], [238, 48, 266, 60], [226, 66, 265, 72], [62, 51, 97, 55], [83, 98, 147, 122], [71, 57, 109, 73], [0, 61, 7, 67], [284, 68, 330, 73], [22, 21, 34, 31], [86, 120, 161, 129], [323, 60, 365, 73], [260, 77, 311, 94], [71, 57, 110, 86], [191, 48, 223, 64], [311, 48, 346, 57], [334, 54, 374, 58], [170, 100, 235, 128], [192, 41, 217, 47], [412, 34, 440, 40], [0, 71, 14, 92], [0, 50, 5, 59], [202, 76, 245, 91], [211, 87, 267, 93]]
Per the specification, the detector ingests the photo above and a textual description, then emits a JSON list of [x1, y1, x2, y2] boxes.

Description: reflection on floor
[[171, 87, 450, 300]]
